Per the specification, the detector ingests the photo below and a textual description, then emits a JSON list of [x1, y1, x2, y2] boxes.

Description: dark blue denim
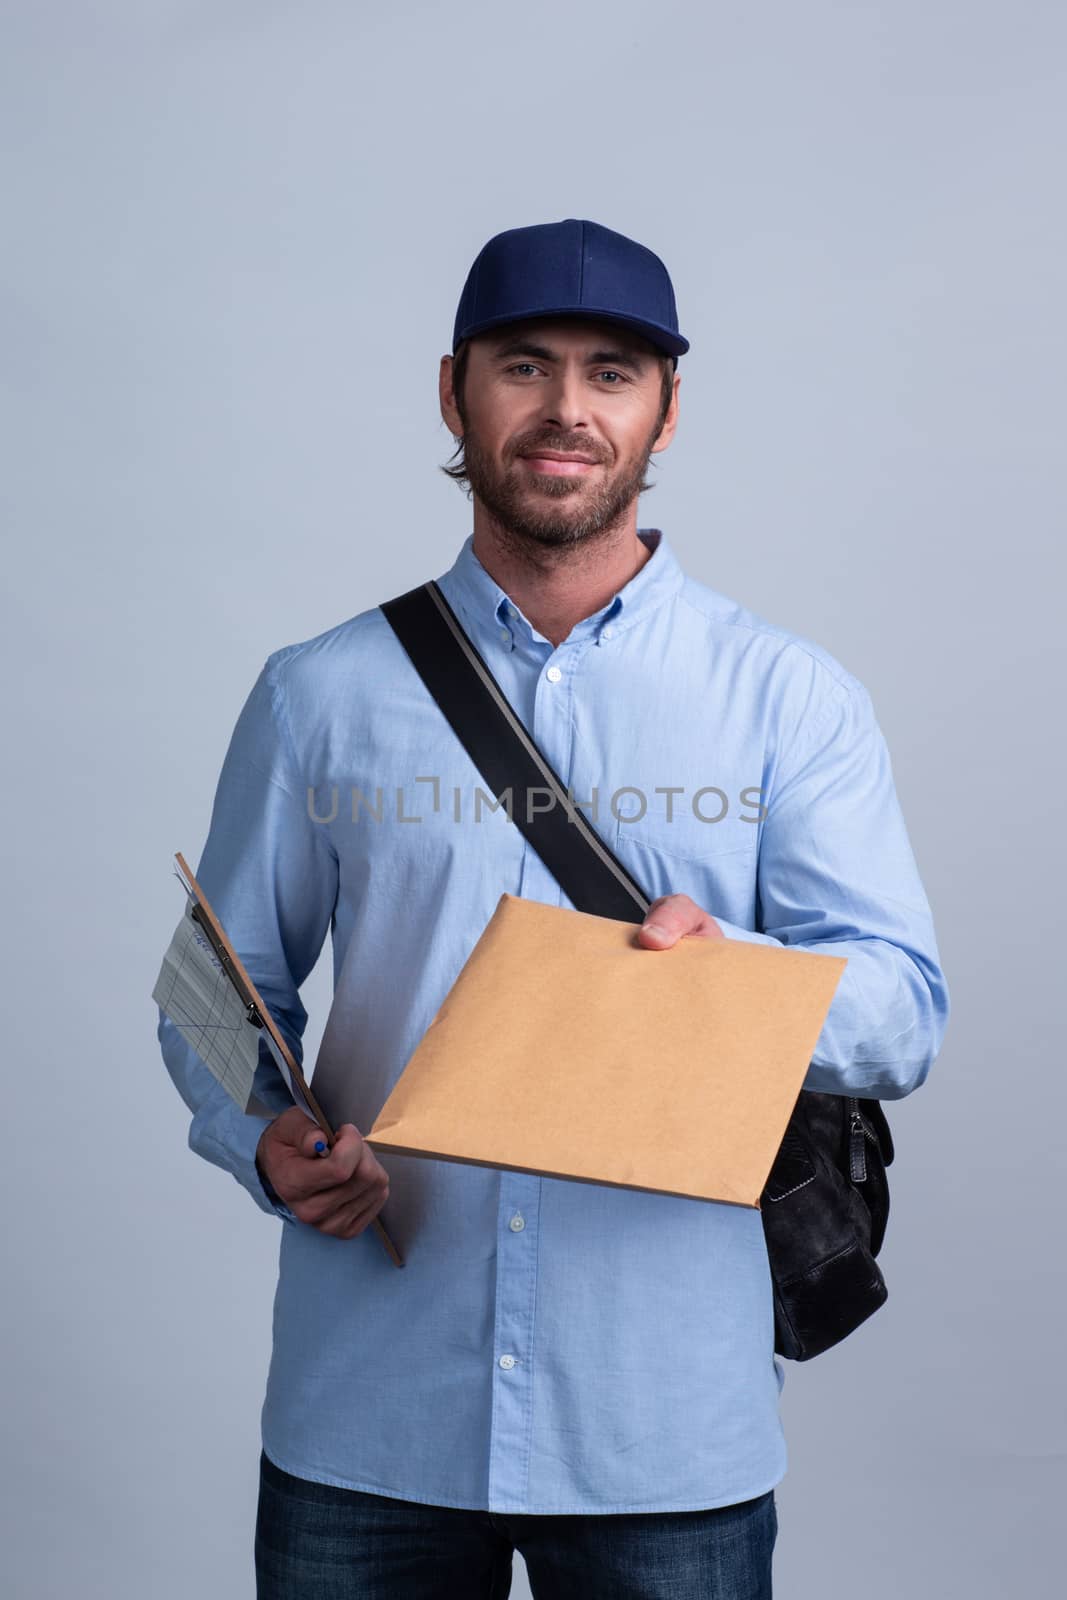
[[255, 1449, 777, 1599]]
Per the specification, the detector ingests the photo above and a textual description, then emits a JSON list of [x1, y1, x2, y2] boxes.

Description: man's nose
[[537, 368, 593, 433]]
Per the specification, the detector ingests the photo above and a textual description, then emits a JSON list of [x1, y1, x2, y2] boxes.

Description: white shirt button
[[499, 628, 510, 643], [508, 604, 519, 619], [499, 1354, 516, 1370], [602, 626, 614, 640], [509, 1214, 525, 1232], [546, 666, 562, 683]]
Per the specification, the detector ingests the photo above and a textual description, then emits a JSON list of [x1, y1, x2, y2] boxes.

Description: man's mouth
[[518, 451, 600, 477]]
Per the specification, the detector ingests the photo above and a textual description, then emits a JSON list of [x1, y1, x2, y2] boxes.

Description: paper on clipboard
[[153, 854, 405, 1269], [152, 855, 317, 1123]]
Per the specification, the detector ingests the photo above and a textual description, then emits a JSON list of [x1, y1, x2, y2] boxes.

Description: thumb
[[301, 1121, 332, 1159], [301, 1121, 364, 1160]]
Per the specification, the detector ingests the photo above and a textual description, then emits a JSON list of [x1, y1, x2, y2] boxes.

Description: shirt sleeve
[[714, 670, 950, 1100], [156, 649, 339, 1219]]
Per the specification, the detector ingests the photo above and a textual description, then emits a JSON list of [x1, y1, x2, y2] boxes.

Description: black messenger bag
[[381, 580, 895, 1361]]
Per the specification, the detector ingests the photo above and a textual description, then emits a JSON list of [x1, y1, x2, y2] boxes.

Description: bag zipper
[[847, 1096, 881, 1183]]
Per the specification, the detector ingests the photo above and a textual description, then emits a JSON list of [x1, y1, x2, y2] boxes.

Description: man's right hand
[[256, 1107, 391, 1239]]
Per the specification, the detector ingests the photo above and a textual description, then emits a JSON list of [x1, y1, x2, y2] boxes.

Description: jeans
[[255, 1450, 778, 1599]]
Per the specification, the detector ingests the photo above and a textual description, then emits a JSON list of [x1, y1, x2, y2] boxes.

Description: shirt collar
[[435, 528, 685, 651]]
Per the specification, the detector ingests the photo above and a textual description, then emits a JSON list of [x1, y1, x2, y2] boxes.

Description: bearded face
[[443, 320, 676, 555]]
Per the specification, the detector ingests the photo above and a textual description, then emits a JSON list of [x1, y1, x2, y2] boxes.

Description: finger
[[638, 893, 693, 946], [287, 1124, 366, 1198], [339, 1192, 386, 1239], [299, 1122, 333, 1159], [297, 1150, 389, 1221], [315, 1185, 388, 1240], [637, 894, 723, 948], [301, 1164, 385, 1221], [297, 1119, 363, 1160]]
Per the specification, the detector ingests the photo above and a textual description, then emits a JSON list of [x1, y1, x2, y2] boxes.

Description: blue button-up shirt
[[158, 527, 948, 1514]]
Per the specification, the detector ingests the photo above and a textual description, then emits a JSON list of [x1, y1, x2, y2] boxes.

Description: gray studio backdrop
[[2, 3, 1062, 1596]]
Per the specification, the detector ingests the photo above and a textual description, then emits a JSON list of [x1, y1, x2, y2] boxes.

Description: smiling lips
[[519, 450, 601, 477]]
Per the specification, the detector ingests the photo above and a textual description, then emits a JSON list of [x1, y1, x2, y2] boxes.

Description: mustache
[[512, 439, 610, 464]]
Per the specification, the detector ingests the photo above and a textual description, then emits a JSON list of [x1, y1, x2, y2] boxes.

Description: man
[[158, 218, 949, 1598]]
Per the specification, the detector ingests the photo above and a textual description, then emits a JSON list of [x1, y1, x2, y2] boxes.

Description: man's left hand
[[636, 893, 724, 949]]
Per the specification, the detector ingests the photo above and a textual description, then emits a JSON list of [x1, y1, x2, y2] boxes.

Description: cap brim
[[454, 306, 689, 360]]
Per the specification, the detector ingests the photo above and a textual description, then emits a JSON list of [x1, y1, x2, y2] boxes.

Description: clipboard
[[163, 852, 404, 1268]]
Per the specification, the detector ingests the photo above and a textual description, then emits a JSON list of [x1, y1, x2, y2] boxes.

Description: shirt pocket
[[612, 792, 760, 866]]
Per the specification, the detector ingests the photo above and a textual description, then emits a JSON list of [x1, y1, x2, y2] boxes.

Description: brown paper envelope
[[365, 893, 847, 1208]]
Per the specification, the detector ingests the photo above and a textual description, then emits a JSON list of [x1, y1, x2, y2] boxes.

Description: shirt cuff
[[712, 918, 782, 948], [254, 1145, 299, 1224], [204, 1100, 299, 1224]]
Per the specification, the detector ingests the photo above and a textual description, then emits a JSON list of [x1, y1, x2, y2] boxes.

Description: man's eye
[[506, 364, 625, 382]]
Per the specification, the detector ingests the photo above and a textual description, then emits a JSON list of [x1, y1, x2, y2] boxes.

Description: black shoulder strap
[[379, 581, 651, 926]]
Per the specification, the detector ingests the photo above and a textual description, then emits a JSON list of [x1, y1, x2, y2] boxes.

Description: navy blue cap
[[452, 218, 689, 363]]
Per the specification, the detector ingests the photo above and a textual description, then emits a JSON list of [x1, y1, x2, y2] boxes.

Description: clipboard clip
[[189, 901, 265, 1029]]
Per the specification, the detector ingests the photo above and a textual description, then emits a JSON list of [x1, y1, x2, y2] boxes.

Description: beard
[[459, 418, 663, 553]]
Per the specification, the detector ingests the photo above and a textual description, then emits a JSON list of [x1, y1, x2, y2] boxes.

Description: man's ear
[[440, 353, 462, 436], [651, 371, 680, 454]]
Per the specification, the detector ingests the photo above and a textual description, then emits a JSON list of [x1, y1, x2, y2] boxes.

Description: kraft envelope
[[365, 893, 847, 1208]]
